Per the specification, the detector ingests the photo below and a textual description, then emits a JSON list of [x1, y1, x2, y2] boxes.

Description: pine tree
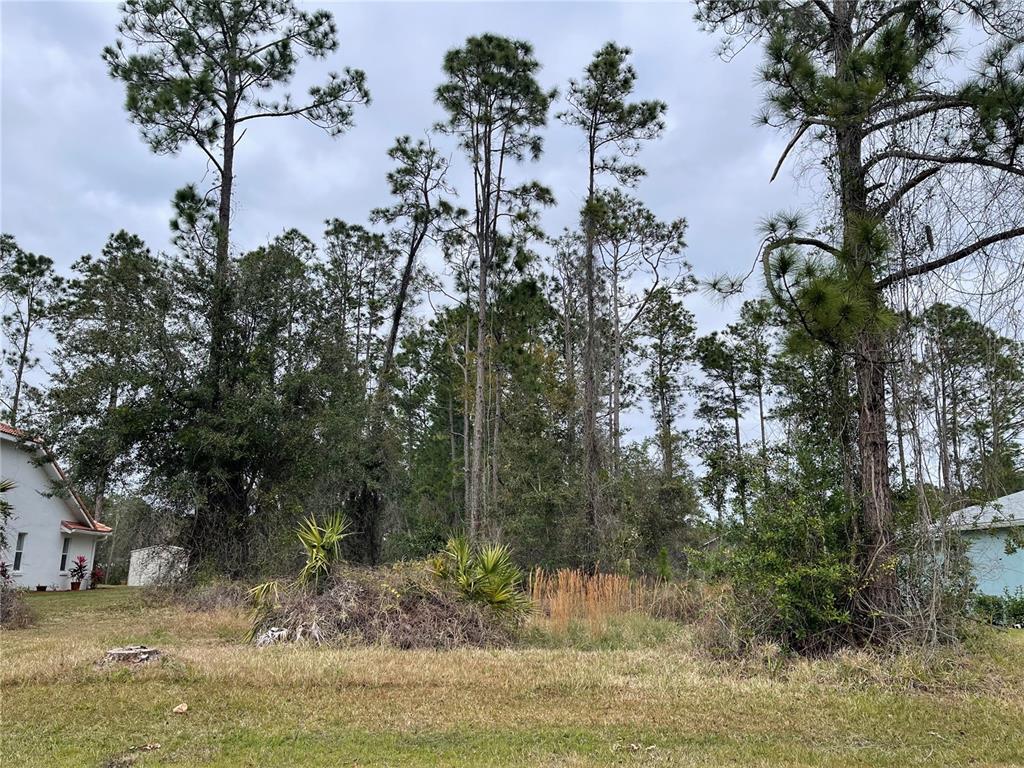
[[697, 0, 1024, 639], [435, 34, 555, 539], [1, 235, 63, 427], [559, 43, 666, 534], [641, 286, 695, 479], [45, 231, 166, 519]]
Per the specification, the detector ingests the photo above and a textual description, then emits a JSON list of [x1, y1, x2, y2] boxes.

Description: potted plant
[[68, 555, 89, 591]]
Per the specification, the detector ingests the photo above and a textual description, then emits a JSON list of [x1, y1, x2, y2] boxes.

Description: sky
[[1, 0, 812, 442]]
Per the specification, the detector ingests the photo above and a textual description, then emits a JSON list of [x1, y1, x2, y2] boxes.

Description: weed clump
[[0, 583, 34, 629]]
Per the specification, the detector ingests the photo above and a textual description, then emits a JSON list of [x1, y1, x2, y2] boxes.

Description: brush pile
[[249, 562, 513, 649]]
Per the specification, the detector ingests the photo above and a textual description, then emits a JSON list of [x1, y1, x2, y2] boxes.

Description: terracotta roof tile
[[62, 520, 113, 534], [0, 422, 26, 438]]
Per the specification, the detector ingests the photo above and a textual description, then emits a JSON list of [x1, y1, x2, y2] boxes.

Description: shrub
[[246, 512, 352, 637], [0, 565, 34, 629], [89, 566, 106, 589], [296, 513, 351, 591], [973, 589, 1024, 627], [695, 492, 857, 654], [430, 536, 531, 618]]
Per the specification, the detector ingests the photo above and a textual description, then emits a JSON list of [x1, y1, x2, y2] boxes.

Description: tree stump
[[104, 645, 161, 664]]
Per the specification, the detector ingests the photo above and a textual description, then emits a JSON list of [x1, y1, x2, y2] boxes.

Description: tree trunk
[[756, 376, 768, 489], [211, 98, 236, 396], [10, 295, 32, 426], [463, 315, 471, 518], [469, 254, 487, 539], [833, 2, 899, 638], [582, 143, 601, 533], [611, 258, 622, 477], [854, 332, 899, 633], [729, 374, 746, 520], [448, 392, 459, 517], [562, 276, 576, 455], [659, 351, 672, 478], [491, 368, 501, 507], [890, 361, 909, 490]]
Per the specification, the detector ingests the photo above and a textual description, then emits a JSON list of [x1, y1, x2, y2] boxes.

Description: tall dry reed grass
[[529, 568, 686, 636]]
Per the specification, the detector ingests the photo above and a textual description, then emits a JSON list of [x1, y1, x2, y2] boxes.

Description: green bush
[[430, 536, 531, 619], [973, 589, 1024, 627], [696, 492, 856, 653]]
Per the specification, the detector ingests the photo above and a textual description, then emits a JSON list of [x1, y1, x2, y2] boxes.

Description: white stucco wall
[[1, 439, 99, 590]]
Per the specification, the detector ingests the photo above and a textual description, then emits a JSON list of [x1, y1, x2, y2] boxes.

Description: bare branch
[[876, 226, 1024, 289]]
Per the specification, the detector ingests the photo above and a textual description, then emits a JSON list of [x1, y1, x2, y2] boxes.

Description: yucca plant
[[247, 512, 350, 643], [245, 579, 281, 643], [430, 536, 531, 618], [296, 512, 351, 592]]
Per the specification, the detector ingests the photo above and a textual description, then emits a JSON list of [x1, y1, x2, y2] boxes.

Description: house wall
[[1, 439, 98, 590], [965, 528, 1024, 596]]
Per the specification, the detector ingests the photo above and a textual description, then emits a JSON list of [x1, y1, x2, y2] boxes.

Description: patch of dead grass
[[3, 587, 1023, 767]]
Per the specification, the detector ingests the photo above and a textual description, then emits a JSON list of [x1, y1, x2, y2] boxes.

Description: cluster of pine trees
[[2, 1, 1023, 645]]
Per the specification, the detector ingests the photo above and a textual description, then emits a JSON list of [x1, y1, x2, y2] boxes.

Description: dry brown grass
[[530, 569, 652, 634], [3, 587, 1024, 767], [527, 568, 717, 643], [0, 584, 35, 629]]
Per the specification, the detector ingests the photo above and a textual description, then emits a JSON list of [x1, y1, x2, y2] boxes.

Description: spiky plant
[[296, 512, 351, 592], [247, 513, 351, 642], [245, 579, 281, 643], [430, 536, 531, 618]]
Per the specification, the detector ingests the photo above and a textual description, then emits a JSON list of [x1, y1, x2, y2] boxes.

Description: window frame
[[13, 532, 27, 572], [59, 536, 71, 573]]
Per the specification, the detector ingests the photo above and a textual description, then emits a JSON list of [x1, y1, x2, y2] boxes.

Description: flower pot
[[35, 585, 47, 592], [70, 582, 81, 591]]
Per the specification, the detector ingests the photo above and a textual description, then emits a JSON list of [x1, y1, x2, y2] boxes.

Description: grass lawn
[[2, 587, 1023, 767]]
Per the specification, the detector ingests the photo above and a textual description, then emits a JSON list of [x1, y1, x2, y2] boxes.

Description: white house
[[949, 489, 1024, 596], [1, 422, 111, 590]]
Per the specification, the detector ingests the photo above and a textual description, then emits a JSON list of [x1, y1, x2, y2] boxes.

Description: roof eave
[[951, 518, 1024, 533]]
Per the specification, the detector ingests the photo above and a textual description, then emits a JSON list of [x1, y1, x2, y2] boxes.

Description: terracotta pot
[[70, 581, 81, 591]]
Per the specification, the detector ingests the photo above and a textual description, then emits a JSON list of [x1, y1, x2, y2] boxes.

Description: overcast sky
[[1, 0, 813, 441]]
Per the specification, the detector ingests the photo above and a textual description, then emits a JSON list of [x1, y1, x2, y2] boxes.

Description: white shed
[[127, 545, 188, 586]]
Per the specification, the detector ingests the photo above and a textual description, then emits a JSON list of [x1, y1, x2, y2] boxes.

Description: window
[[13, 533, 27, 572], [59, 537, 71, 572]]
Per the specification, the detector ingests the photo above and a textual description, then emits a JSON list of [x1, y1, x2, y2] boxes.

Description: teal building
[[951, 490, 1024, 597]]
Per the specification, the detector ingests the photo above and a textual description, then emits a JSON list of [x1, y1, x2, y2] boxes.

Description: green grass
[[2, 587, 1023, 767]]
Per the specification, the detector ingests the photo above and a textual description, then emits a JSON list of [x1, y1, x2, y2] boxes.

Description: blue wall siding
[[965, 529, 1024, 596]]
